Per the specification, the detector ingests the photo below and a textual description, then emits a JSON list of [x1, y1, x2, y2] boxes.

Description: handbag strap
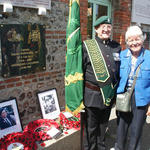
[[128, 63, 141, 94]]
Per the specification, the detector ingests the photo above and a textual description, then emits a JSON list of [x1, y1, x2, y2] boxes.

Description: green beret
[[94, 16, 111, 27]]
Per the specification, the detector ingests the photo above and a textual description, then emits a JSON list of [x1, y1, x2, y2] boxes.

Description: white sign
[[8, 143, 24, 150], [132, 0, 150, 25], [0, 0, 51, 10]]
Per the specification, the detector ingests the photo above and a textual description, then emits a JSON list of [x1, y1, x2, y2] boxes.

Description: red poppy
[[0, 132, 37, 150], [23, 119, 60, 141], [59, 112, 80, 130]]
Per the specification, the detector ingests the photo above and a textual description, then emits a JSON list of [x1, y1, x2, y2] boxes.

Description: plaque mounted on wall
[[0, 24, 46, 78]]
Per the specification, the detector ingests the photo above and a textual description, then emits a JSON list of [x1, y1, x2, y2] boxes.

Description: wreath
[[0, 132, 37, 150], [59, 112, 80, 130], [23, 119, 60, 141]]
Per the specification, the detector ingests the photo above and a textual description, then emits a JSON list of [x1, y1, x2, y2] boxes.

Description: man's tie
[[5, 118, 12, 126]]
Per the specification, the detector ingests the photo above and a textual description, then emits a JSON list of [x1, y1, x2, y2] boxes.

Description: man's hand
[[146, 105, 150, 116]]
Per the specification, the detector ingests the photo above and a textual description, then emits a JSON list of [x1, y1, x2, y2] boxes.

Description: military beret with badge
[[94, 16, 111, 27]]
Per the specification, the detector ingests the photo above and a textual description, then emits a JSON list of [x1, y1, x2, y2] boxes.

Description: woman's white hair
[[125, 25, 144, 43]]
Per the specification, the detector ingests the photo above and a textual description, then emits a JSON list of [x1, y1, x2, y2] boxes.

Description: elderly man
[[83, 16, 121, 150], [0, 107, 16, 130]]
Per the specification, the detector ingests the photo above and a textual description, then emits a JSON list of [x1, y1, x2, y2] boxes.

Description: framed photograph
[[0, 98, 22, 138], [37, 88, 60, 120]]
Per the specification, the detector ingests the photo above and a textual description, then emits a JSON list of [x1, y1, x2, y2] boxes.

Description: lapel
[[135, 48, 144, 71], [124, 48, 145, 74], [123, 49, 131, 74]]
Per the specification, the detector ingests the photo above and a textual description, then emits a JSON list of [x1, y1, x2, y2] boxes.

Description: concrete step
[[37, 129, 80, 150], [37, 107, 150, 150]]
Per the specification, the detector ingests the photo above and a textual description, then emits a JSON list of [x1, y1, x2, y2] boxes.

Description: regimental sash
[[84, 39, 115, 106], [84, 39, 110, 82]]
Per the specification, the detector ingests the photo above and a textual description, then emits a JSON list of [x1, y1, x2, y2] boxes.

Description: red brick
[[5, 77, 20, 83], [24, 81, 31, 85], [16, 82, 23, 87], [22, 75, 36, 80], [32, 79, 37, 82], [7, 84, 15, 88], [45, 30, 54, 34], [59, 35, 66, 39], [0, 81, 4, 84], [0, 85, 5, 90], [55, 31, 66, 34], [45, 36, 52, 39]]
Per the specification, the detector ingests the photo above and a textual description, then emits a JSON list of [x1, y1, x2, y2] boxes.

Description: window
[[95, 4, 108, 20], [87, 3, 93, 39], [143, 32, 150, 49], [87, 0, 111, 38]]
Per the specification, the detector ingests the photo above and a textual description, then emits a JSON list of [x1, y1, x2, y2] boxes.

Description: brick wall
[[112, 0, 131, 49], [0, 0, 131, 127], [80, 0, 88, 41], [0, 0, 68, 127]]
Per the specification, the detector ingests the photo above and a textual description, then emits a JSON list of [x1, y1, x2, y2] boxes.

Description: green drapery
[[65, 0, 84, 115]]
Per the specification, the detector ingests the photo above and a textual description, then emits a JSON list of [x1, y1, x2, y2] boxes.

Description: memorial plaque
[[0, 0, 51, 10], [0, 24, 46, 78]]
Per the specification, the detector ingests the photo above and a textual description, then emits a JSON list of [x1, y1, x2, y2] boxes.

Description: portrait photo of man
[[42, 94, 57, 114], [0, 106, 16, 130]]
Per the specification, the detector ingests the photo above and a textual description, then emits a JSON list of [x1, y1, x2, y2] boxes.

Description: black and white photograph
[[37, 89, 60, 120], [0, 98, 22, 138]]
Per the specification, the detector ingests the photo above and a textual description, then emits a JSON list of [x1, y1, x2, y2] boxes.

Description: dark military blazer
[[0, 115, 16, 129], [83, 36, 121, 109]]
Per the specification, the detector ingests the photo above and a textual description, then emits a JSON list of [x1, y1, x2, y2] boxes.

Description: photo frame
[[0, 98, 22, 138], [37, 88, 60, 120]]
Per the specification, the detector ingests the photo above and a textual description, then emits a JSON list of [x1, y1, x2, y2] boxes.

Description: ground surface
[[106, 106, 150, 150]]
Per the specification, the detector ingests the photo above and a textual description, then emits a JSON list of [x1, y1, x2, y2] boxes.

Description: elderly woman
[[113, 26, 150, 150]]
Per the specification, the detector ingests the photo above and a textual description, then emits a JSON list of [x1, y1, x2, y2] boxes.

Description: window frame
[[88, 0, 111, 38]]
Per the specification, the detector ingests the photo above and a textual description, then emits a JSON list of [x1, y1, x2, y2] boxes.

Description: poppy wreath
[[0, 132, 37, 150], [23, 119, 60, 141], [59, 112, 80, 130]]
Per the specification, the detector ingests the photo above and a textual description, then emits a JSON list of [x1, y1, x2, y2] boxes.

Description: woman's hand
[[146, 105, 150, 116]]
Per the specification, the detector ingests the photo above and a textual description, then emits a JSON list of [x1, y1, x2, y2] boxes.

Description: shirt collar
[[95, 36, 110, 45], [126, 47, 144, 58]]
